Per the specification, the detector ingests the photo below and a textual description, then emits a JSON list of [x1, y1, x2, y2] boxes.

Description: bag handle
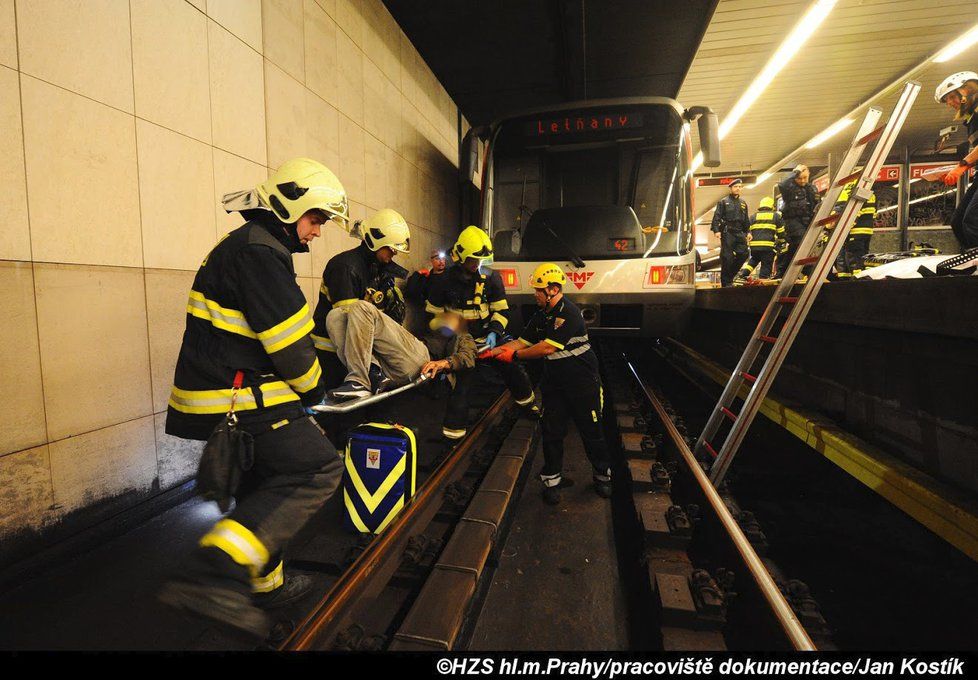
[[226, 370, 245, 425]]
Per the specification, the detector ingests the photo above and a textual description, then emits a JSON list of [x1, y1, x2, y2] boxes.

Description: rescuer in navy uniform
[[935, 71, 978, 249], [487, 263, 611, 506], [775, 165, 819, 278], [711, 178, 751, 287]]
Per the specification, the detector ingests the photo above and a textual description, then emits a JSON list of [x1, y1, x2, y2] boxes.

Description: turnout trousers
[[951, 179, 978, 250], [720, 231, 749, 287], [444, 359, 534, 439], [835, 235, 871, 278], [776, 218, 810, 277], [539, 373, 611, 488], [187, 415, 343, 593], [738, 248, 776, 280]]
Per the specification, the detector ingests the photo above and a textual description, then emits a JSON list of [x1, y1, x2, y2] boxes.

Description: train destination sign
[[526, 112, 644, 136]]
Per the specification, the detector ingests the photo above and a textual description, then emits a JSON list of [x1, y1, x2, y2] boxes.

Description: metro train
[[460, 97, 720, 337]]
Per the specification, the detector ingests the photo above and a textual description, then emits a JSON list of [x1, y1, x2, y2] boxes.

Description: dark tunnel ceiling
[[383, 0, 719, 127]]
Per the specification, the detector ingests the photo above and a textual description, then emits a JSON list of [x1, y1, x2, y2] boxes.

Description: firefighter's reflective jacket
[[166, 212, 325, 441], [833, 180, 877, 237], [425, 265, 511, 342], [748, 209, 785, 250]]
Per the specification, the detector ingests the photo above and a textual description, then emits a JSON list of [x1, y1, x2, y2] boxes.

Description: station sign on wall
[[696, 176, 756, 187]]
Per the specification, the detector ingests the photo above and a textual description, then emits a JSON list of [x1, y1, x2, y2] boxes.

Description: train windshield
[[486, 103, 691, 261]]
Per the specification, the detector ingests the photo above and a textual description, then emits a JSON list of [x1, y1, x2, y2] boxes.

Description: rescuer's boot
[[253, 573, 314, 609], [159, 580, 271, 639], [542, 485, 561, 506], [731, 275, 747, 287]]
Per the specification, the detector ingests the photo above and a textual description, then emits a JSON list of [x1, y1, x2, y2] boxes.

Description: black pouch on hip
[[196, 370, 255, 512]]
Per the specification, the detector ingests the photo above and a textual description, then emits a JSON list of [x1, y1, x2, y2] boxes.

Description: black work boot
[[159, 580, 271, 639], [253, 573, 314, 609], [522, 402, 542, 419], [542, 485, 561, 505]]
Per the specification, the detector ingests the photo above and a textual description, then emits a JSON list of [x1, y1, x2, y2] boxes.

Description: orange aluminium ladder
[[695, 81, 922, 485]]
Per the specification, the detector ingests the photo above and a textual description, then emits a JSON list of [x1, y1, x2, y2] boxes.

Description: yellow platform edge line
[[663, 338, 978, 563]]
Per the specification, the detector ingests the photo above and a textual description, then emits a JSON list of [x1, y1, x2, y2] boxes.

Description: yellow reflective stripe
[[750, 241, 776, 247], [333, 298, 359, 307], [260, 381, 302, 407], [850, 228, 873, 235], [517, 337, 533, 347], [489, 299, 509, 311], [258, 304, 314, 354], [374, 497, 405, 533], [271, 419, 289, 430], [599, 386, 604, 411], [742, 263, 755, 273], [199, 519, 269, 574], [425, 301, 444, 314], [187, 290, 257, 339], [345, 454, 407, 514], [514, 391, 535, 406], [168, 385, 258, 414], [442, 427, 467, 440], [491, 312, 509, 328], [544, 338, 565, 349], [344, 490, 372, 533], [286, 358, 322, 394], [311, 333, 337, 352], [251, 561, 284, 593]]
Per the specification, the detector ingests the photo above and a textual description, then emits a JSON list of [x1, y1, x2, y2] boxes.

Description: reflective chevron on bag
[[342, 423, 417, 534]]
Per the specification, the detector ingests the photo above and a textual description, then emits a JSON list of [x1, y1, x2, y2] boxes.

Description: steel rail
[[624, 356, 816, 652], [281, 391, 513, 650]]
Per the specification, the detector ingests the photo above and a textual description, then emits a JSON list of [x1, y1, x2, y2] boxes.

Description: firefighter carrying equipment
[[450, 225, 494, 264], [196, 370, 255, 512], [360, 208, 411, 253], [166, 211, 326, 441], [530, 262, 567, 289], [256, 157, 349, 227], [935, 71, 978, 104], [343, 423, 417, 534]]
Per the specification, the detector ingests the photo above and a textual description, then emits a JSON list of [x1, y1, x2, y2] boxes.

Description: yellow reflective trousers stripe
[[199, 519, 270, 575], [251, 560, 284, 593]]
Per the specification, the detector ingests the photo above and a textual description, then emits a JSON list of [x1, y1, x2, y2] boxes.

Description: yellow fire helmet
[[530, 263, 566, 289], [759, 196, 775, 210], [450, 226, 494, 264], [256, 157, 349, 227], [361, 208, 411, 253]]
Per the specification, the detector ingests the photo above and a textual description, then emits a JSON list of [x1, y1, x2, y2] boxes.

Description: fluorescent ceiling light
[[933, 24, 978, 63], [805, 118, 853, 149], [692, 0, 838, 170]]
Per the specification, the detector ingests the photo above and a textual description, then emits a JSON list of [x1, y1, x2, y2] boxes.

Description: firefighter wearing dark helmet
[[488, 263, 611, 505], [426, 226, 539, 436], [160, 158, 348, 638], [710, 178, 750, 287]]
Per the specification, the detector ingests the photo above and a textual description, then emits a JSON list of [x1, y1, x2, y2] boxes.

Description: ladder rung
[[702, 440, 718, 459], [758, 335, 778, 344], [720, 406, 737, 422], [835, 170, 862, 187], [796, 256, 818, 266], [816, 214, 839, 228], [778, 296, 799, 304], [740, 371, 756, 383], [856, 124, 885, 147]]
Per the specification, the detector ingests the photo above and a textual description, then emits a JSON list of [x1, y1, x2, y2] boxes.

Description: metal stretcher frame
[[311, 374, 429, 413]]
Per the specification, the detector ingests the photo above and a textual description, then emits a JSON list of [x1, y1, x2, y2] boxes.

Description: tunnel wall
[[681, 280, 978, 494], [0, 0, 465, 561]]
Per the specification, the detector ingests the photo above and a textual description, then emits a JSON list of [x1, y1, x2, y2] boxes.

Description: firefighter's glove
[[494, 347, 516, 363], [944, 163, 970, 186], [484, 331, 499, 348]]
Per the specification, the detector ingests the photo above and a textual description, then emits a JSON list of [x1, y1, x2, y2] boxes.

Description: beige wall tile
[[49, 416, 157, 514], [332, 0, 361, 47], [298, 276, 317, 312], [306, 90, 340, 173], [131, 0, 211, 143], [312, 0, 334, 18], [208, 0, 262, 52], [292, 249, 313, 278], [137, 120, 216, 270], [334, 29, 363, 125], [361, 0, 398, 85], [310, 221, 358, 276], [338, 113, 365, 205], [213, 148, 269, 237], [398, 31, 421, 108], [0, 445, 55, 537], [264, 60, 307, 169], [35, 264, 153, 440], [262, 0, 304, 82], [145, 268, 196, 413], [0, 262, 46, 456], [154, 412, 203, 489], [0, 66, 29, 261], [22, 76, 142, 267], [0, 0, 16, 69], [303, 0, 337, 107], [363, 131, 387, 211], [362, 57, 387, 147], [187, 0, 205, 10], [209, 20, 267, 165], [17, 0, 133, 112]]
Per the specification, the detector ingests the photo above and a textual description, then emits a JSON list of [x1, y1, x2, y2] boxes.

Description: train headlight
[[667, 264, 693, 285]]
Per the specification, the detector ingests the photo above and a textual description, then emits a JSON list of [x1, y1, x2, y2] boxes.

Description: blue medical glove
[[484, 332, 498, 349]]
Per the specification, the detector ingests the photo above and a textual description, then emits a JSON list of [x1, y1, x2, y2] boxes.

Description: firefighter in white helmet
[[487, 263, 612, 505], [311, 208, 414, 401], [935, 71, 978, 249], [160, 158, 348, 637]]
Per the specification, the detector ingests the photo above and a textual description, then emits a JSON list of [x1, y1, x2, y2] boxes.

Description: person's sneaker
[[368, 365, 393, 394], [159, 580, 271, 639], [593, 479, 613, 498], [253, 573, 314, 609], [542, 485, 561, 505], [328, 380, 371, 402], [732, 276, 746, 287]]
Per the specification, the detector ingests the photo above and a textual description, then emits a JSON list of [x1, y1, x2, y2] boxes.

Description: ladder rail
[[692, 108, 883, 459], [705, 82, 921, 484]]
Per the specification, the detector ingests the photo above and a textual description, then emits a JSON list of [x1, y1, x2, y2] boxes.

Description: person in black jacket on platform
[[775, 165, 819, 278], [710, 178, 750, 287], [160, 158, 348, 638]]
